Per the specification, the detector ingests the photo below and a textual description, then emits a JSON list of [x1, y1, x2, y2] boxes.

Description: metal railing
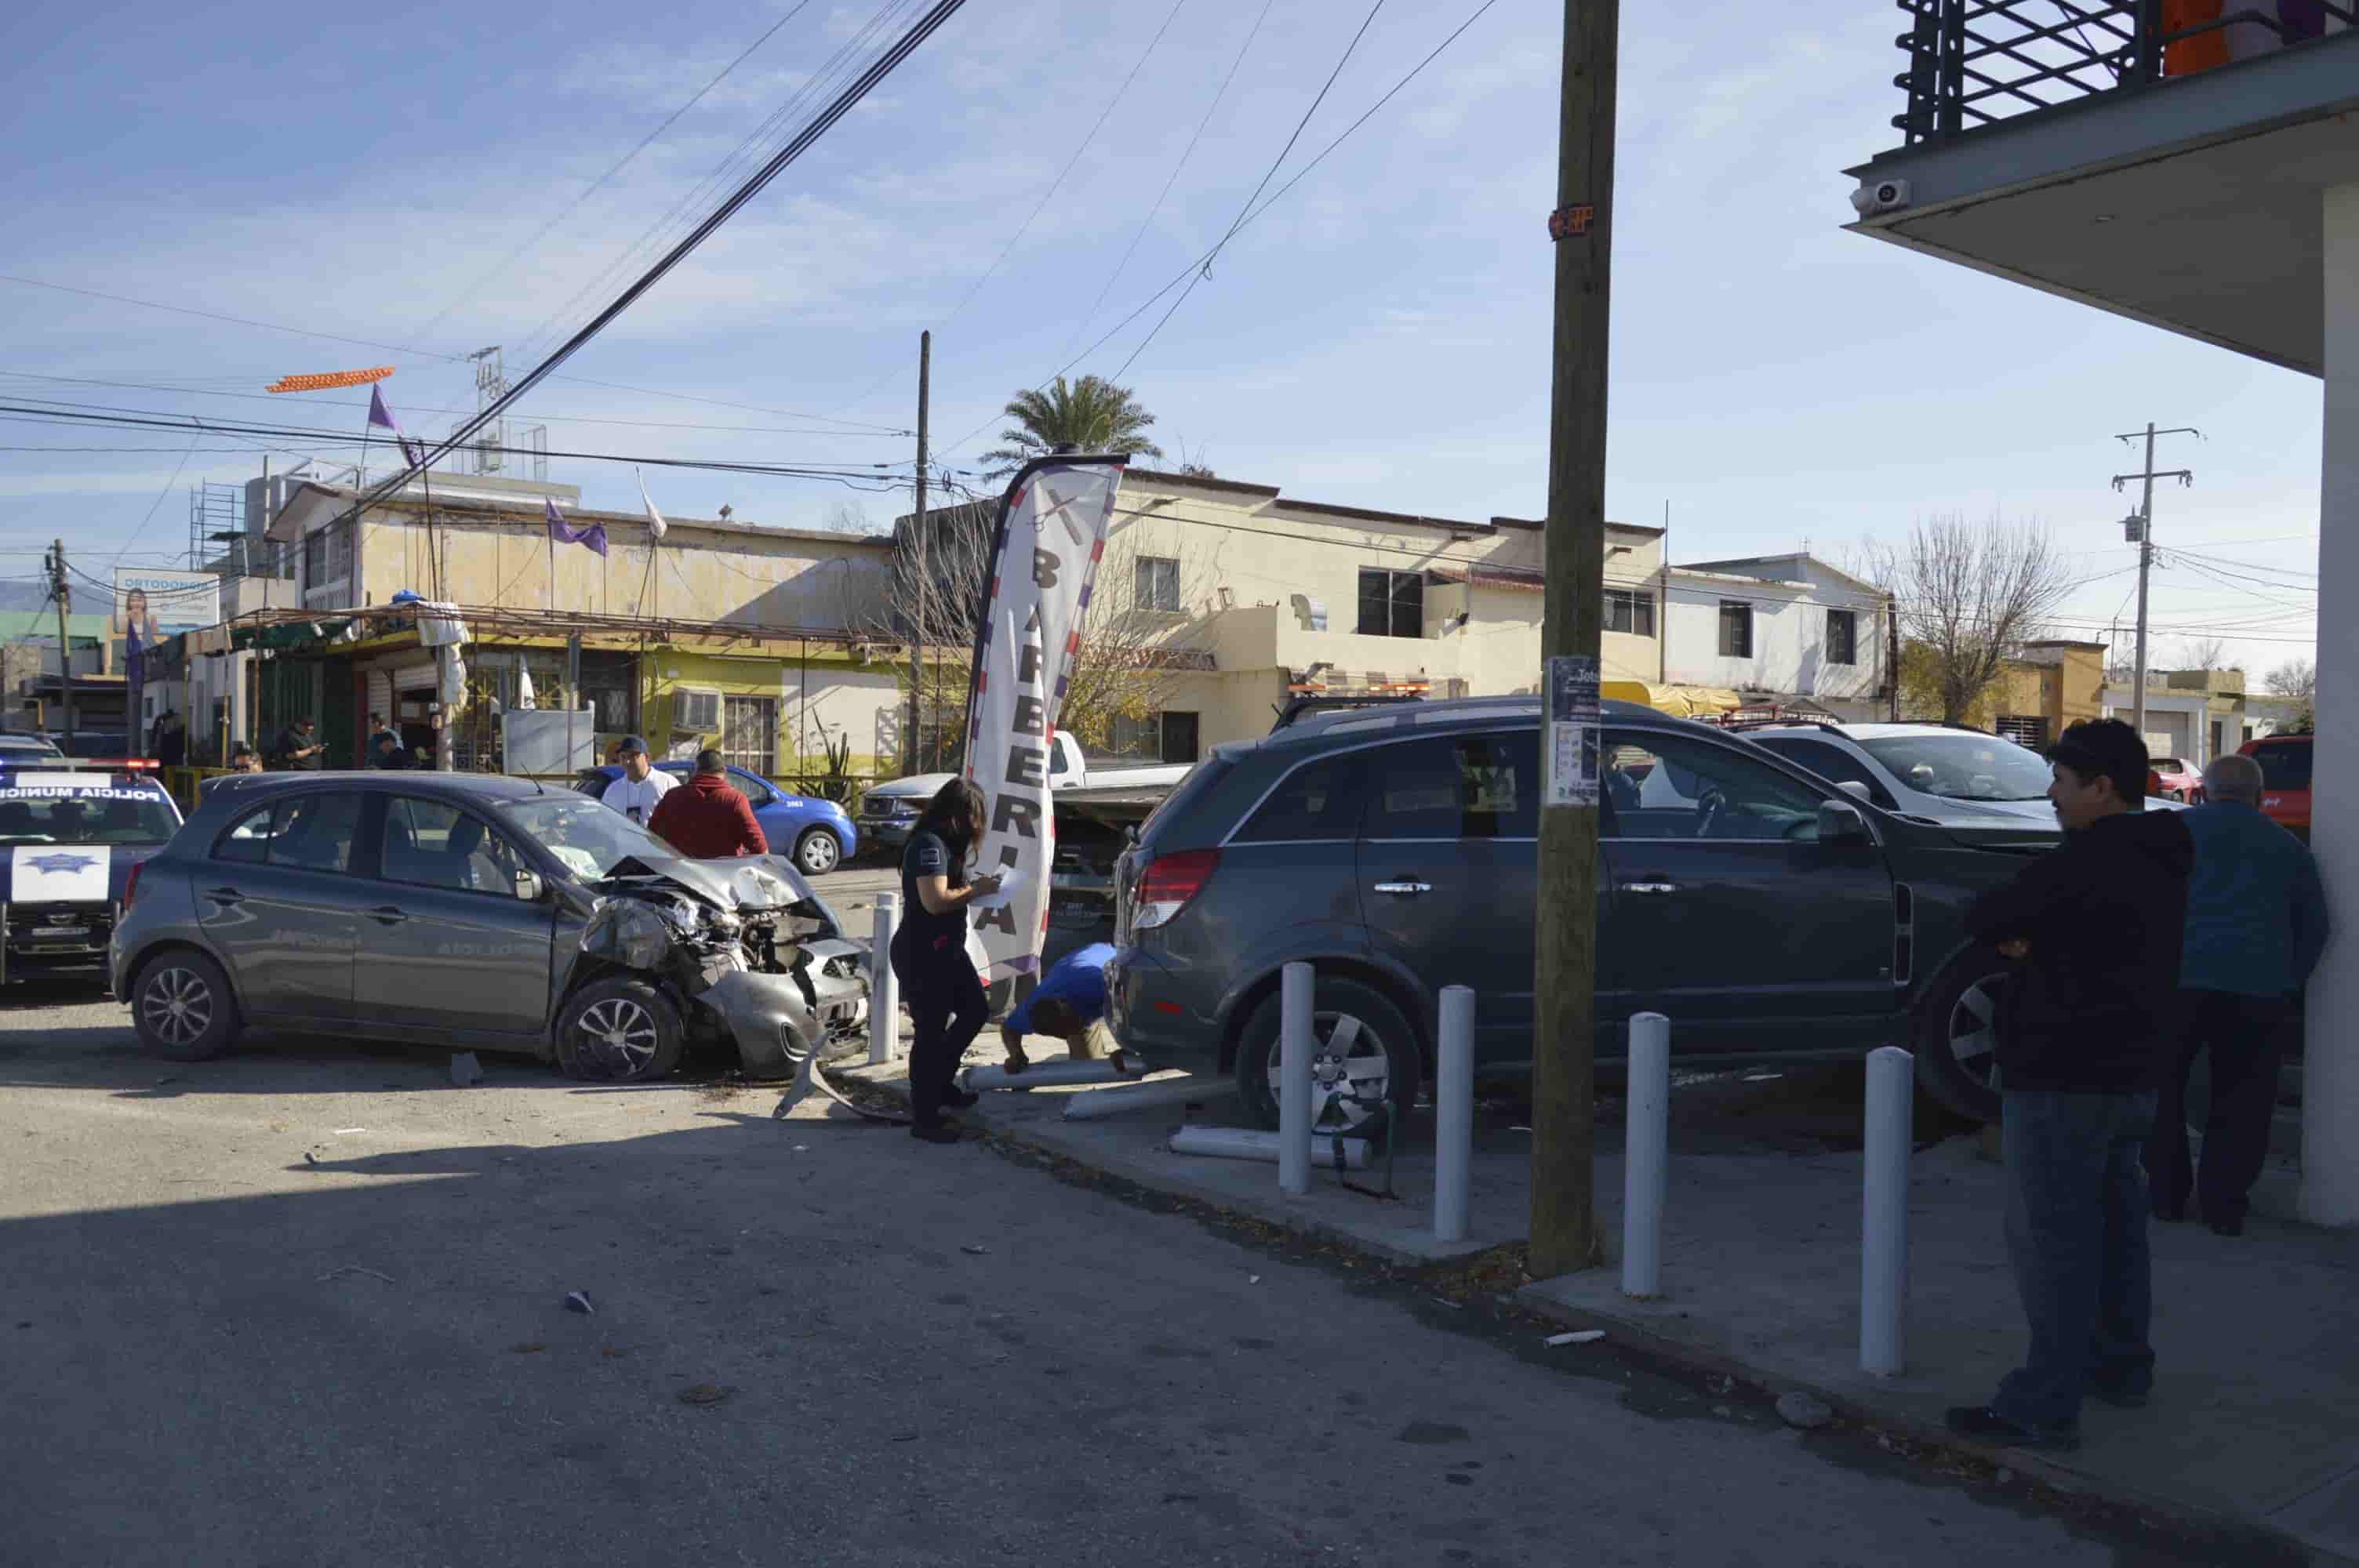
[[1892, 2, 2355, 147]]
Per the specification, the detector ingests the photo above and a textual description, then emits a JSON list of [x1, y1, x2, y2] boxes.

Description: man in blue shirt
[[2149, 751, 2329, 1236], [1000, 941, 1126, 1073]]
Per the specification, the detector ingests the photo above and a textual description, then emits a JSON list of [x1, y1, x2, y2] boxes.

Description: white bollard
[[1061, 1074, 1235, 1122], [1622, 1011, 1670, 1299], [867, 895, 898, 1067], [1434, 985, 1477, 1243], [1169, 1124, 1372, 1170], [1278, 962, 1314, 1196], [1860, 1045, 1914, 1376]]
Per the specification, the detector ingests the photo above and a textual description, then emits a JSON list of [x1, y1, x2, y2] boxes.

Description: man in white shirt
[[601, 735, 676, 826]]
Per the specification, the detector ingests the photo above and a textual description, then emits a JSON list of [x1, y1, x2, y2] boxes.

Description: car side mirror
[[1817, 800, 1871, 845], [1836, 780, 1873, 804], [514, 868, 547, 902]]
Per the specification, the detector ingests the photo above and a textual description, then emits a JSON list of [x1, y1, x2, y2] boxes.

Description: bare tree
[[867, 499, 1212, 771], [2266, 657, 2317, 728], [1863, 514, 2076, 724], [2175, 637, 2229, 672]]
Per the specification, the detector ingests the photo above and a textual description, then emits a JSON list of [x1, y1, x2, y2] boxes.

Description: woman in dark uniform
[[892, 779, 1001, 1143]]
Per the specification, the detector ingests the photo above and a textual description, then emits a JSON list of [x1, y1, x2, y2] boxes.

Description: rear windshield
[[1138, 754, 1233, 844], [2252, 742, 2312, 791]]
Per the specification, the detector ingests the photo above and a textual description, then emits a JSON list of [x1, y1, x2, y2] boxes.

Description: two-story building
[[1843, 6, 2355, 1223], [1659, 553, 1897, 722]]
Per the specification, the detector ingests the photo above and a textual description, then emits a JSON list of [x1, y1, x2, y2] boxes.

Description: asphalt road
[[0, 973, 2137, 1566]]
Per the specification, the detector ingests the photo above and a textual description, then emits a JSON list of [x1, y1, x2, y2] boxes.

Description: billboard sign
[[112, 568, 220, 644]]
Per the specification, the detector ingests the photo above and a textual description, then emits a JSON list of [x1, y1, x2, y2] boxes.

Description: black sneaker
[[1944, 1405, 2081, 1452], [910, 1122, 960, 1145]]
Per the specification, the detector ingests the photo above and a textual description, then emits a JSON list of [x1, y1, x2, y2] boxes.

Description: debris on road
[[302, 1152, 318, 1166], [565, 1290, 596, 1316], [333, 1127, 366, 1134], [959, 1244, 989, 1256], [678, 1383, 732, 1406], [1776, 1392, 1834, 1430], [1544, 1330, 1605, 1346], [449, 1052, 484, 1087], [511, 1342, 546, 1354], [317, 1265, 394, 1285]]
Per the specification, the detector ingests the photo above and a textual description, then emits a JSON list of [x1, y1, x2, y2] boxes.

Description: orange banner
[[265, 366, 395, 394]]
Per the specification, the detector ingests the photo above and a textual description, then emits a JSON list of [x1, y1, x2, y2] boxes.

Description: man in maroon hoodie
[[646, 750, 769, 858]]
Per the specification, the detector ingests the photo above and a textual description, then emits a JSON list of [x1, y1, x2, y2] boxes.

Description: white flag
[[638, 469, 667, 541], [960, 457, 1127, 987], [516, 666, 538, 711]]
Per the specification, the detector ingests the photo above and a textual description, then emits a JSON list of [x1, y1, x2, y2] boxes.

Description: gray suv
[[111, 771, 867, 1082], [1108, 699, 2055, 1128]]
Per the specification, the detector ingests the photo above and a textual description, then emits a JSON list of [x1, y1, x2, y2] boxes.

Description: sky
[[0, 0, 2322, 681]]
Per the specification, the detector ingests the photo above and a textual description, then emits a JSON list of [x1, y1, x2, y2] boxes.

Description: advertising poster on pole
[[958, 455, 1130, 986], [1544, 653, 1600, 809]]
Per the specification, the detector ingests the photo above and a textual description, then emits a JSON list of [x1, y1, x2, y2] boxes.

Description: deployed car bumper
[[698, 939, 869, 1080]]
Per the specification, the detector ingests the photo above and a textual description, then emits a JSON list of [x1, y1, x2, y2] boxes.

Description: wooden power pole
[[906, 330, 931, 775], [1530, 0, 1619, 1280]]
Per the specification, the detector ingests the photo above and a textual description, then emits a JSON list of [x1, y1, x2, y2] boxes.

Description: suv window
[[1358, 731, 1539, 840], [1752, 735, 1896, 810], [380, 797, 528, 895], [1233, 754, 1365, 843], [2253, 742, 2312, 791], [1603, 731, 1824, 841], [216, 791, 364, 873]]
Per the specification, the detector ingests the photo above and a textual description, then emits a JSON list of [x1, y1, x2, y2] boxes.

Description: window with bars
[[673, 688, 721, 735], [1826, 608, 1858, 666], [300, 519, 353, 591], [1605, 588, 1656, 637], [1718, 601, 1753, 659], [722, 695, 778, 775], [1134, 555, 1182, 612], [1356, 569, 1424, 639], [1996, 715, 2048, 749]]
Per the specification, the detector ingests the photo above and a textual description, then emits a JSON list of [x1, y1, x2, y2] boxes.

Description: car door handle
[[1617, 881, 1678, 896], [204, 886, 242, 906], [1371, 880, 1431, 897], [367, 906, 409, 926]]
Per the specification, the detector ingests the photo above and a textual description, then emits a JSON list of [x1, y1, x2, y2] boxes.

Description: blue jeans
[[1991, 1088, 2158, 1431]]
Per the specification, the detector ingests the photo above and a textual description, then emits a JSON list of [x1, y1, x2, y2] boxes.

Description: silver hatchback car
[[111, 771, 867, 1081]]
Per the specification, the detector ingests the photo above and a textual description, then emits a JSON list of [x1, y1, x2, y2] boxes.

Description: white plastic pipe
[[1434, 985, 1477, 1243], [1061, 1075, 1234, 1122], [1169, 1124, 1372, 1170], [1279, 962, 1314, 1196], [1623, 1011, 1670, 1299], [960, 1058, 1135, 1092], [867, 895, 898, 1067], [1861, 1044, 1914, 1376]]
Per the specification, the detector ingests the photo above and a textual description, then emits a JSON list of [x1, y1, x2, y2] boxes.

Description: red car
[[2150, 756, 2203, 803], [2241, 733, 2313, 840]]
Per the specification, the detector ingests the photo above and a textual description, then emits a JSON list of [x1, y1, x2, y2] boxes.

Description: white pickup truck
[[853, 730, 1194, 851]]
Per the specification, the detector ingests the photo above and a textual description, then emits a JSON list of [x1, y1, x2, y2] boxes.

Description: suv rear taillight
[[1132, 848, 1218, 931], [121, 861, 142, 913]]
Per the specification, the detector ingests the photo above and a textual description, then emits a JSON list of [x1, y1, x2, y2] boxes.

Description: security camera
[[1850, 177, 1911, 217]]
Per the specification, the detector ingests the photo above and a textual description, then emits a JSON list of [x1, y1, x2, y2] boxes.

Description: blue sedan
[[575, 762, 857, 875]]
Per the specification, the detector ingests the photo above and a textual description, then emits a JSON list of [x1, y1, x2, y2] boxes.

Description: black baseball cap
[[2045, 717, 2149, 796], [617, 734, 649, 756]]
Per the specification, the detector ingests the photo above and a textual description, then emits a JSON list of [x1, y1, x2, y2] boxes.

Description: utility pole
[[1886, 594, 1902, 721], [906, 330, 931, 774], [45, 540, 75, 745], [1531, 0, 1617, 1280], [2110, 423, 2197, 746]]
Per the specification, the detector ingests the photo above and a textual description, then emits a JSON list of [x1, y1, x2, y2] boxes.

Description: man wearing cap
[[1944, 717, 2194, 1454], [600, 735, 675, 827]]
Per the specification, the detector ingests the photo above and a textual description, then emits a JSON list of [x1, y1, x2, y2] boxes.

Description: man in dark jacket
[[1946, 717, 2194, 1454], [646, 750, 768, 859]]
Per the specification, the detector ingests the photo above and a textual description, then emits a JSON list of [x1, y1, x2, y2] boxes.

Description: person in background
[[271, 717, 325, 771], [152, 710, 187, 769], [600, 735, 676, 826], [645, 749, 765, 858], [1944, 718, 2193, 1454], [2148, 751, 2328, 1236], [892, 779, 1001, 1144], [999, 941, 1128, 1075], [230, 742, 263, 774], [370, 729, 410, 770]]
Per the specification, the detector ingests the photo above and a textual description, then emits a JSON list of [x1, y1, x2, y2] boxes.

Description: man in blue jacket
[[2147, 751, 2328, 1236], [999, 942, 1129, 1073]]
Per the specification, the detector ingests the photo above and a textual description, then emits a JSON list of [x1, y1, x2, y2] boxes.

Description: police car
[[0, 762, 183, 985]]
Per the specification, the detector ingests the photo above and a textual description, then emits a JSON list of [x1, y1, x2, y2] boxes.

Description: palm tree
[[981, 375, 1164, 478]]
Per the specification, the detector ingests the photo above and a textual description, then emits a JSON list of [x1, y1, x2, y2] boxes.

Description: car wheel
[[131, 950, 240, 1062], [1913, 948, 2007, 1122], [1234, 976, 1422, 1137], [793, 826, 841, 877], [554, 978, 685, 1083]]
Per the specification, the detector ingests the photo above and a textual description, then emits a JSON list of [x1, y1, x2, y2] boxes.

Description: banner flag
[[544, 496, 609, 557], [366, 385, 424, 466], [637, 469, 668, 541], [267, 366, 395, 394], [958, 455, 1128, 985]]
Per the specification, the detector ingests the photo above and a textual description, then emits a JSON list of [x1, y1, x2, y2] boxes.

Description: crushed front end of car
[[577, 854, 868, 1080]]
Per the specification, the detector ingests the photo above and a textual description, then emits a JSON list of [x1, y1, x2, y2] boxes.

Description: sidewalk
[[837, 1036, 2359, 1563]]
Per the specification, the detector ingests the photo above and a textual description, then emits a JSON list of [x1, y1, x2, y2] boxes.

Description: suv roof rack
[[1270, 693, 1427, 731]]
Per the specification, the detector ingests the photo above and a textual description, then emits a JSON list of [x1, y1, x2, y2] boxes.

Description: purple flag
[[545, 496, 609, 557], [368, 385, 425, 467]]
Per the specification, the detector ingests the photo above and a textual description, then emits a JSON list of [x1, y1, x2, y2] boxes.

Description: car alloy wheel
[[1944, 972, 2006, 1094], [576, 995, 660, 1076], [795, 828, 840, 876], [141, 965, 214, 1049], [1262, 1010, 1394, 1136]]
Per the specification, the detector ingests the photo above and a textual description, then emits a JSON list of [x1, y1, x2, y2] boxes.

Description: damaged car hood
[[597, 851, 843, 925]]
